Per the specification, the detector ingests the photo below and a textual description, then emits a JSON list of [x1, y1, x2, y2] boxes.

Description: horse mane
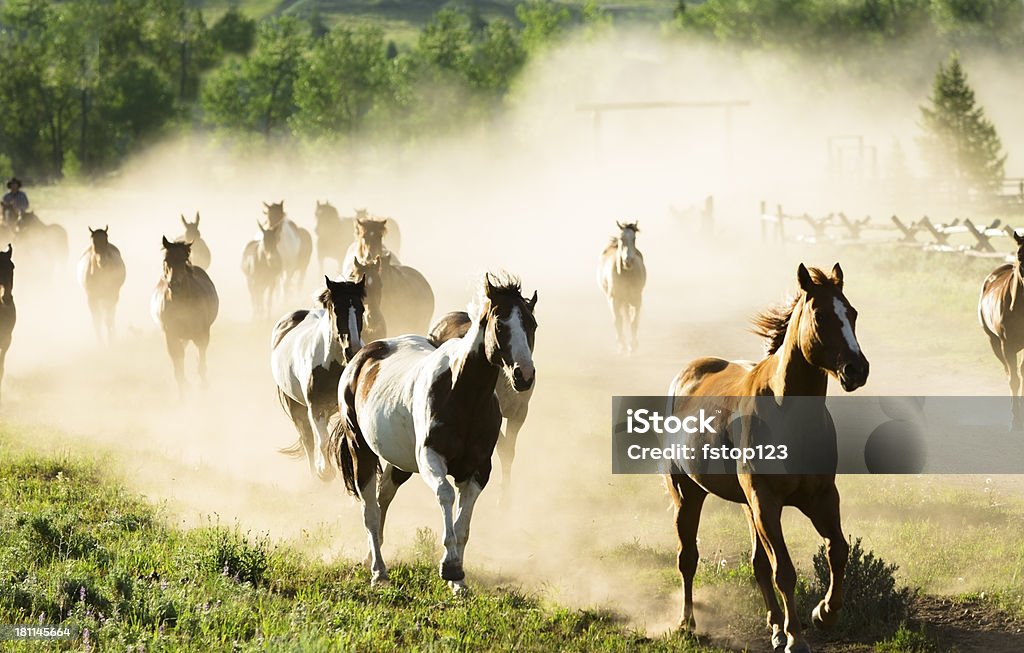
[[468, 272, 521, 321], [751, 266, 833, 355]]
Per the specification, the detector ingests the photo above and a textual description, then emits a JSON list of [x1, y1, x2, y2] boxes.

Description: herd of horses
[[3, 197, 1024, 652]]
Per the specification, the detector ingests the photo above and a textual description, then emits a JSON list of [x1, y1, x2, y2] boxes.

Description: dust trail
[[2, 26, 1021, 636]]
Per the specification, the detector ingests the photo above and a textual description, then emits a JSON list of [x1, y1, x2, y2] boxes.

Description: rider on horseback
[[2, 178, 28, 213]]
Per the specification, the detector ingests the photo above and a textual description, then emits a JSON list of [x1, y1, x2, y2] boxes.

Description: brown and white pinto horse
[[429, 310, 536, 503], [151, 238, 219, 393], [598, 221, 645, 354], [0, 245, 15, 404], [263, 201, 312, 293], [331, 274, 537, 592], [979, 231, 1024, 428], [666, 264, 868, 653], [77, 226, 126, 344]]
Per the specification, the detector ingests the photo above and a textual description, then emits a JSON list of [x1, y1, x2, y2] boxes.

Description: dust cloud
[[2, 27, 1020, 639]]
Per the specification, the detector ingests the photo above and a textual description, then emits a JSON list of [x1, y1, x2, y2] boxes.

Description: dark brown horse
[[348, 256, 387, 342], [346, 252, 433, 337], [979, 231, 1024, 428], [331, 274, 537, 592], [14, 210, 68, 279], [77, 226, 126, 344], [666, 264, 869, 653], [177, 213, 211, 269], [263, 201, 312, 293], [0, 244, 15, 404], [313, 201, 354, 274], [429, 310, 537, 503], [151, 237, 219, 393], [241, 223, 283, 320]]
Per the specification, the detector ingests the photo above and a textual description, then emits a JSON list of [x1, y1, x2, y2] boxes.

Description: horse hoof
[[771, 630, 786, 651], [785, 641, 812, 653], [677, 615, 697, 633], [440, 560, 465, 582], [448, 579, 469, 595], [811, 601, 839, 629], [370, 571, 389, 587]]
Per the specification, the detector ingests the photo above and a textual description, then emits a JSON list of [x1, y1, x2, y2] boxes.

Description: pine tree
[[919, 53, 1006, 193]]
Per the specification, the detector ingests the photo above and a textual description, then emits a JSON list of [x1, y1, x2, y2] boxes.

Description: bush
[[811, 537, 915, 638]]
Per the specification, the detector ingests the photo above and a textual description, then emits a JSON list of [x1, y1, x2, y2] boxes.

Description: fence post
[[760, 200, 767, 242], [701, 195, 714, 236], [776, 204, 785, 242]]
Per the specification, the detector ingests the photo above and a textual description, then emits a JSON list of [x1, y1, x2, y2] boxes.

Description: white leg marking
[[419, 447, 462, 583], [349, 306, 364, 349], [358, 476, 388, 584]]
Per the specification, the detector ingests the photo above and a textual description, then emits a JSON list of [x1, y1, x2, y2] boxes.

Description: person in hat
[[2, 178, 28, 214]]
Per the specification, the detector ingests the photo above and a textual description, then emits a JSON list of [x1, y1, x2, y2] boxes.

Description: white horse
[[331, 274, 537, 592], [271, 277, 365, 481], [262, 201, 312, 294], [598, 221, 646, 354]]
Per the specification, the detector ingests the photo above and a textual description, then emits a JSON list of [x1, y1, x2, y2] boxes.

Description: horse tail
[[275, 389, 306, 459], [328, 412, 356, 496]]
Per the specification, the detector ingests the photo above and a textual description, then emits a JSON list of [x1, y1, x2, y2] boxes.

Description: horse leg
[[306, 403, 336, 482], [88, 298, 102, 344], [988, 334, 1009, 375], [748, 490, 809, 653], [195, 332, 210, 386], [611, 298, 627, 353], [496, 415, 524, 504], [630, 299, 642, 352], [668, 474, 707, 632], [419, 446, 463, 588], [800, 486, 848, 632], [285, 397, 318, 478], [353, 443, 387, 585], [450, 477, 485, 593], [377, 463, 412, 547], [1003, 343, 1022, 429], [744, 504, 785, 648], [0, 347, 6, 405], [164, 332, 186, 395]]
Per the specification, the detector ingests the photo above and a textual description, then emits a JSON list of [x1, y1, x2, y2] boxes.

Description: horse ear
[[263, 202, 270, 210], [324, 274, 335, 289], [162, 236, 173, 249], [4, 243, 11, 255], [797, 263, 814, 292], [634, 221, 640, 231], [1014, 230, 1024, 246], [527, 290, 538, 311], [195, 212, 200, 224], [616, 220, 624, 230], [88, 226, 95, 235], [181, 215, 188, 226], [258, 220, 267, 234], [104, 224, 109, 233], [830, 262, 844, 289], [484, 274, 496, 298]]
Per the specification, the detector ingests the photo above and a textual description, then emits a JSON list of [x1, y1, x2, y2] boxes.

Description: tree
[[210, 7, 256, 55], [919, 52, 1006, 192], [515, 0, 572, 53]]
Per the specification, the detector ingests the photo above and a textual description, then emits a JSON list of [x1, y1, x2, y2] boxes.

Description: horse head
[[161, 236, 192, 281], [181, 213, 201, 240], [315, 201, 339, 223], [615, 221, 640, 271], [350, 256, 386, 339], [263, 201, 286, 228], [258, 221, 282, 253], [0, 243, 13, 299], [480, 273, 538, 392], [791, 263, 869, 392], [1013, 230, 1024, 274], [321, 275, 366, 362], [355, 217, 388, 259], [88, 225, 111, 250]]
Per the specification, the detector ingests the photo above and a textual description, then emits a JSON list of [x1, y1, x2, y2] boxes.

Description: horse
[[314, 201, 354, 274], [263, 201, 312, 294], [346, 252, 433, 337], [341, 217, 401, 279], [979, 231, 1024, 429], [330, 274, 537, 592], [666, 263, 869, 653], [429, 310, 536, 503], [348, 256, 387, 342], [76, 226, 126, 344], [151, 237, 219, 394], [0, 245, 15, 405], [14, 210, 68, 281], [241, 222, 283, 320], [354, 208, 402, 255], [177, 213, 211, 269], [271, 277, 365, 481], [598, 221, 646, 354]]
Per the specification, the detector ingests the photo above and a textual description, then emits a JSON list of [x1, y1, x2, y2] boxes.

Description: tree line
[[0, 0, 1018, 189]]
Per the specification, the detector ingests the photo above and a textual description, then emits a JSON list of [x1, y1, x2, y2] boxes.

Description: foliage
[[918, 52, 1006, 193], [516, 0, 572, 53], [811, 537, 915, 638], [873, 624, 941, 653]]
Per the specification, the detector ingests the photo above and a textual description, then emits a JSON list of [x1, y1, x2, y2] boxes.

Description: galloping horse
[[979, 231, 1024, 428], [346, 252, 433, 337], [313, 201, 354, 274], [348, 256, 387, 342], [666, 264, 869, 653], [331, 274, 537, 592], [271, 277, 365, 481], [241, 223, 283, 320], [177, 213, 211, 269], [0, 245, 15, 404], [429, 310, 537, 503], [77, 226, 126, 344], [341, 217, 400, 279], [263, 202, 312, 293], [598, 221, 645, 354], [14, 210, 68, 277], [355, 208, 402, 255], [151, 238, 219, 394]]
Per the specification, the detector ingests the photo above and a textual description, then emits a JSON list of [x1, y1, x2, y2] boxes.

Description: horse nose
[[512, 363, 535, 391], [842, 356, 869, 389]]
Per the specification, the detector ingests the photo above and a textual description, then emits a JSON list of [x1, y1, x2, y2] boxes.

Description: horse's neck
[[0, 282, 12, 304], [452, 317, 499, 396], [318, 310, 344, 365], [165, 264, 196, 292], [766, 305, 828, 397]]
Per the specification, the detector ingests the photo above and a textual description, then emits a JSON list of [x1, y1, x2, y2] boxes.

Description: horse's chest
[[424, 396, 501, 483]]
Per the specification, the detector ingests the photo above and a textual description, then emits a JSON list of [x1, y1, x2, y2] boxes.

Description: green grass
[[0, 430, 727, 652]]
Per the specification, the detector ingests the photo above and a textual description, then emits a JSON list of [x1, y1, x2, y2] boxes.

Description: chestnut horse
[[177, 213, 211, 269], [666, 264, 869, 653], [341, 216, 400, 278], [151, 238, 219, 393], [979, 231, 1024, 428], [346, 252, 433, 337], [271, 277, 365, 481], [0, 245, 15, 404], [77, 226, 126, 344], [331, 274, 537, 592], [598, 221, 645, 354], [429, 310, 537, 503]]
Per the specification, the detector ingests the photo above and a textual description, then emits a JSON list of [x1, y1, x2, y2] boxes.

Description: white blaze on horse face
[[618, 230, 637, 270], [348, 305, 363, 349], [832, 297, 861, 355], [505, 306, 534, 383]]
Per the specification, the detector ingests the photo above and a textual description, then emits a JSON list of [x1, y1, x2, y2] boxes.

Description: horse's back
[[428, 311, 471, 347], [272, 309, 311, 350], [669, 357, 751, 406], [383, 265, 434, 333]]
